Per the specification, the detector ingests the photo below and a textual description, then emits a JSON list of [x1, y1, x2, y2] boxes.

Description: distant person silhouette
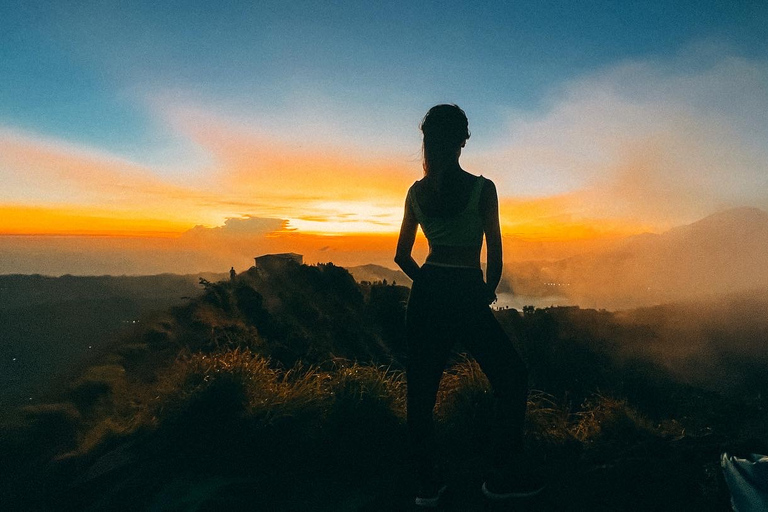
[[395, 104, 544, 507], [229, 266, 236, 281]]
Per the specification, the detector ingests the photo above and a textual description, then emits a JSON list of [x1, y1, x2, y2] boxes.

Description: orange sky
[[0, 120, 660, 275], [0, 119, 651, 245], [4, 51, 766, 275]]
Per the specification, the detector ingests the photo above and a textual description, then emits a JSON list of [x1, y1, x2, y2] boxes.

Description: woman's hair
[[420, 104, 470, 176]]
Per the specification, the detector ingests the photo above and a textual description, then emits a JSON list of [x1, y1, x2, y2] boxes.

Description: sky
[[1, 0, 767, 274]]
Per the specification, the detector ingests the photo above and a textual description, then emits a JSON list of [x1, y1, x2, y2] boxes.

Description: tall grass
[[68, 349, 662, 464], [151, 349, 406, 426], [8, 345, 688, 510]]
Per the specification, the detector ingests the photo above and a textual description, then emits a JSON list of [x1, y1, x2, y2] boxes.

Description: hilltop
[[2, 260, 766, 510]]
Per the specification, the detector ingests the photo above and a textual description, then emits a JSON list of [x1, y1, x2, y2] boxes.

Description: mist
[[611, 289, 768, 394], [503, 207, 768, 310]]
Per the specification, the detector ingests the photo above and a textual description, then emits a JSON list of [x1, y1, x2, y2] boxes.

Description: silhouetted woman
[[395, 104, 542, 507]]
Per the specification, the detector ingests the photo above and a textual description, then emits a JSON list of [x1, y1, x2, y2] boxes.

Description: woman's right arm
[[394, 191, 422, 281]]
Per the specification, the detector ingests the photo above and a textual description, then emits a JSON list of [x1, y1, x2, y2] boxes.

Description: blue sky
[[3, 0, 766, 164]]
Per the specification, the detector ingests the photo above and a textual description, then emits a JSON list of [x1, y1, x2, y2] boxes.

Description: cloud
[[479, 51, 768, 228], [162, 105, 415, 202], [173, 213, 422, 269], [0, 128, 169, 196], [181, 216, 291, 238]]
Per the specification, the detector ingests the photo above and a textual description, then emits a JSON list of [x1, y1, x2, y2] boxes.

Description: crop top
[[407, 175, 486, 248]]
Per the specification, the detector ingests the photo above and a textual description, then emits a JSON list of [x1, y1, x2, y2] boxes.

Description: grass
[[67, 348, 686, 468], [2, 345, 742, 511]]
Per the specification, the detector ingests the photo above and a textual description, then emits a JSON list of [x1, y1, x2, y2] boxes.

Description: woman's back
[[409, 172, 486, 251], [395, 103, 500, 274], [410, 170, 480, 218]]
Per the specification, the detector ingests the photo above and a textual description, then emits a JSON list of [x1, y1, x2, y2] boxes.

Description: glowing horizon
[[1, 2, 766, 273], [0, 117, 663, 242], [0, 199, 656, 241]]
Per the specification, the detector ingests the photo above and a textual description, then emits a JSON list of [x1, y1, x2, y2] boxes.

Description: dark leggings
[[405, 265, 528, 483]]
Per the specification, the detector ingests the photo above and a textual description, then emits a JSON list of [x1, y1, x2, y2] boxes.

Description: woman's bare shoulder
[[479, 175, 496, 190], [479, 176, 498, 203], [411, 176, 432, 194]]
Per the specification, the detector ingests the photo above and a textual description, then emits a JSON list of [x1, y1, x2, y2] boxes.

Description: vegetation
[[1, 263, 766, 510]]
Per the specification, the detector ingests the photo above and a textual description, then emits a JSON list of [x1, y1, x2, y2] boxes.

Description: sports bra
[[407, 175, 486, 248]]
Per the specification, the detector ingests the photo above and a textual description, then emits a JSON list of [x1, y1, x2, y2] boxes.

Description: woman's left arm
[[481, 179, 502, 303]]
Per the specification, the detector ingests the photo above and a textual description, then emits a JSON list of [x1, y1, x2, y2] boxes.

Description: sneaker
[[482, 473, 545, 500], [414, 483, 447, 508]]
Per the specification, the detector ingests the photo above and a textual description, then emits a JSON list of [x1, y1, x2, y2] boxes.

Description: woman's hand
[[484, 282, 498, 305]]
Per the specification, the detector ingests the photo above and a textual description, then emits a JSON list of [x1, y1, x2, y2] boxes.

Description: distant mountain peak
[[666, 206, 768, 237], [692, 206, 768, 226]]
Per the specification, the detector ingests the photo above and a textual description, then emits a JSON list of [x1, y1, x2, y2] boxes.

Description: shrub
[[571, 394, 655, 445]]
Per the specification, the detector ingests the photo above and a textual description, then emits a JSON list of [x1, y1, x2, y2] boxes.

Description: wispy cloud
[[162, 105, 415, 230], [0, 122, 410, 235], [0, 128, 220, 224]]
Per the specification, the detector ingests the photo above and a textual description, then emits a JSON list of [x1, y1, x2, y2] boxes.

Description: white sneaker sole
[[481, 481, 545, 500]]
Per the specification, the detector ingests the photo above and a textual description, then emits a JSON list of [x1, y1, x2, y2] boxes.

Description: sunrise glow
[[1, 2, 766, 274]]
